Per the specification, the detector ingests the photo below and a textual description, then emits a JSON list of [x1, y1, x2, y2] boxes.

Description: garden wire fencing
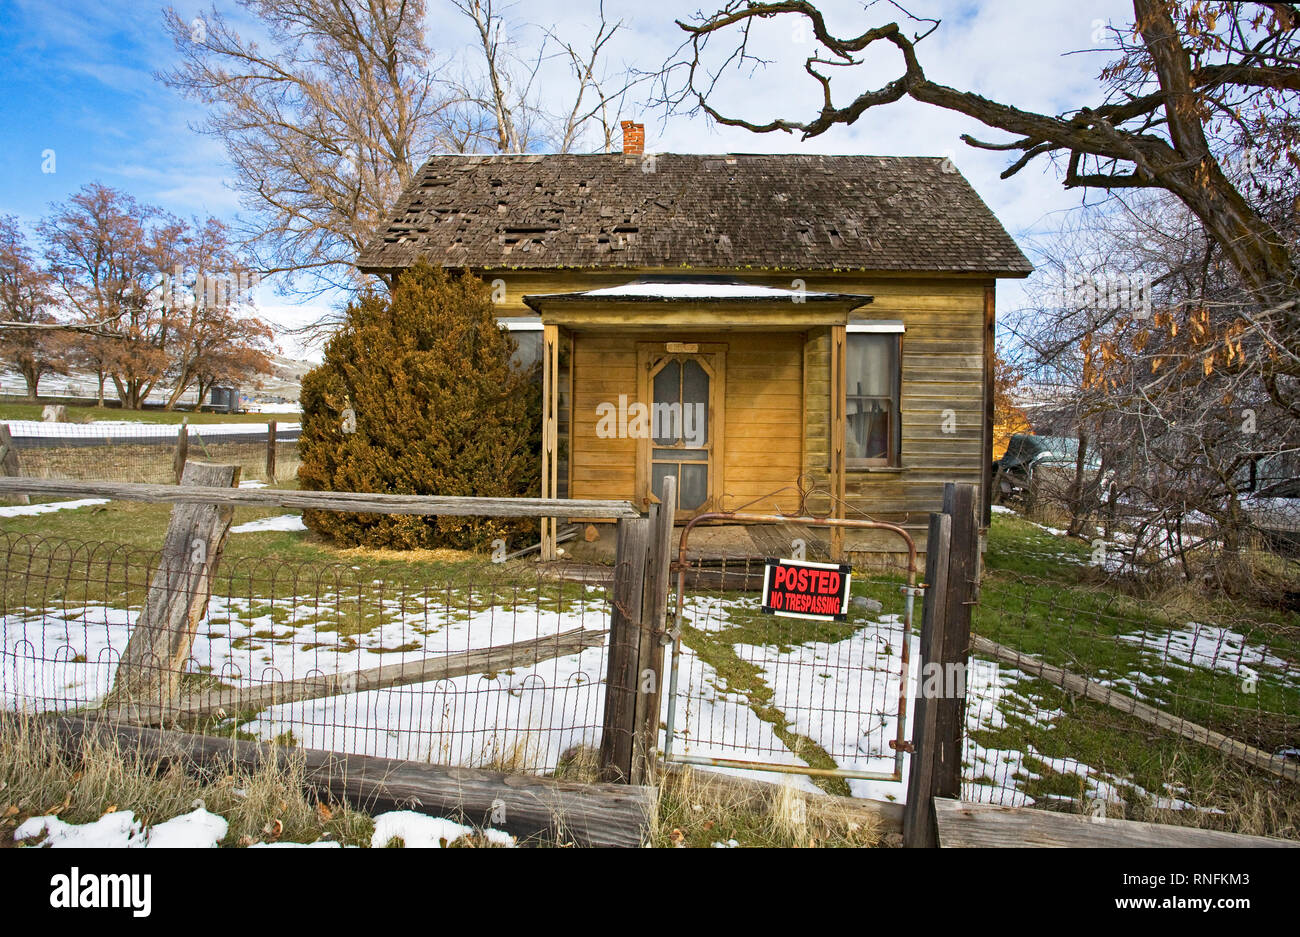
[[2, 420, 299, 486], [963, 567, 1300, 838], [0, 530, 617, 777], [661, 514, 920, 799]]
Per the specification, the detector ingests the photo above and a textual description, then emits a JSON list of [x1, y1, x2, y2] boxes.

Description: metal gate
[[662, 511, 920, 786]]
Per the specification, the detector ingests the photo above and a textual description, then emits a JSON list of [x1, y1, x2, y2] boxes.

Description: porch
[[524, 279, 875, 561]]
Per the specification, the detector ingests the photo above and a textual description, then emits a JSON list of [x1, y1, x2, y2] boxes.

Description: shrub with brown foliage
[[298, 262, 540, 550]]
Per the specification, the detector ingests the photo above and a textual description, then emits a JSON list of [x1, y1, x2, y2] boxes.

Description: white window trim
[[497, 318, 544, 331], [847, 320, 905, 334]]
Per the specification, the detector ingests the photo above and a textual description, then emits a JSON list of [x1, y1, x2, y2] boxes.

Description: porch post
[[830, 324, 848, 560], [541, 323, 560, 561]]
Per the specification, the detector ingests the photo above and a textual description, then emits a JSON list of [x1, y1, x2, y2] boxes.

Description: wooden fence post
[[0, 424, 29, 505], [632, 475, 676, 785], [903, 511, 951, 848], [266, 420, 277, 483], [173, 419, 189, 484], [108, 461, 240, 711], [599, 515, 650, 783], [935, 482, 979, 800]]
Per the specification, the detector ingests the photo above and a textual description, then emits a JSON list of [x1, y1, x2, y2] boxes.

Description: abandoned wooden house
[[357, 123, 1032, 561]]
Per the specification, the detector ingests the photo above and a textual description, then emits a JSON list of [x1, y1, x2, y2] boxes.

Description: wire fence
[[0, 531, 613, 776], [4, 421, 299, 486], [664, 521, 917, 796], [997, 466, 1300, 589], [964, 567, 1300, 836]]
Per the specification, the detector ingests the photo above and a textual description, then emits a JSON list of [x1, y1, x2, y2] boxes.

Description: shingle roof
[[357, 153, 1033, 277]]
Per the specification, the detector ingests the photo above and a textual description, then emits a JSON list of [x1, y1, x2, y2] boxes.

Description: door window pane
[[679, 463, 708, 510], [652, 360, 681, 444], [682, 359, 709, 445]]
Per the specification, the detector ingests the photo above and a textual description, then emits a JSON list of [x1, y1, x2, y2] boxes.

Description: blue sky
[[0, 0, 1136, 357]]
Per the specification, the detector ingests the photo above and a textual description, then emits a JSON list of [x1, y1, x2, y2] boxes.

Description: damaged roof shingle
[[357, 153, 1033, 277]]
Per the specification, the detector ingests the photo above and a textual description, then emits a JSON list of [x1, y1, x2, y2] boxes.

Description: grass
[[650, 766, 885, 848], [4, 480, 1298, 842], [0, 399, 285, 425], [0, 711, 374, 848], [970, 508, 1300, 838]]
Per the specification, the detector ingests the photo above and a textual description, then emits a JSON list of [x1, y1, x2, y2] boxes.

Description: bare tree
[[1009, 191, 1297, 591], [667, 2, 1300, 396], [39, 185, 166, 409], [161, 217, 274, 410], [0, 216, 68, 400], [159, 0, 449, 296], [159, 0, 650, 323]]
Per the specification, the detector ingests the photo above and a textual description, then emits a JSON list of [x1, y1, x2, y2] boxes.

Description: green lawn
[[2, 487, 1297, 836], [969, 510, 1300, 832], [0, 399, 288, 425]]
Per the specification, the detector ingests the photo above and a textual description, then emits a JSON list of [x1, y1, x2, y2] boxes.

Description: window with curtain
[[845, 331, 901, 467]]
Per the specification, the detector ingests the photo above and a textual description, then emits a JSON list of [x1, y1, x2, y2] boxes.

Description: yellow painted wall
[[486, 269, 994, 538]]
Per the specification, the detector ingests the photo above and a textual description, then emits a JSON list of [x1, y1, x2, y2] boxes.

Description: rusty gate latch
[[889, 739, 915, 754]]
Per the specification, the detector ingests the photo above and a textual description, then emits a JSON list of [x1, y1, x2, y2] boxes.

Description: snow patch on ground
[[230, 514, 306, 533], [0, 498, 108, 518], [15, 807, 228, 848], [3, 420, 298, 439], [14, 806, 507, 848], [370, 810, 513, 848]]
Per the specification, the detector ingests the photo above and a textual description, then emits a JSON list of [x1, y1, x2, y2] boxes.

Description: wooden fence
[[0, 465, 677, 844]]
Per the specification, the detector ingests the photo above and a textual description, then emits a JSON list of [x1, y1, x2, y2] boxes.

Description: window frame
[[844, 321, 904, 470]]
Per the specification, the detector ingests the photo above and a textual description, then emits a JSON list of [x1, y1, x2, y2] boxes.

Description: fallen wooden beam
[[49, 714, 652, 848], [114, 627, 608, 725], [971, 634, 1300, 783], [934, 798, 1298, 848], [0, 477, 640, 519]]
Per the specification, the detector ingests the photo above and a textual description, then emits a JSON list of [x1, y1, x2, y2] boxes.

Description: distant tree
[[991, 352, 1031, 461], [0, 215, 68, 400], [297, 261, 540, 550], [40, 184, 170, 410], [161, 217, 273, 409]]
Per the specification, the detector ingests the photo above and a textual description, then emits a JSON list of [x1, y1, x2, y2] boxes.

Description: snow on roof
[[578, 281, 846, 300], [523, 279, 873, 310]]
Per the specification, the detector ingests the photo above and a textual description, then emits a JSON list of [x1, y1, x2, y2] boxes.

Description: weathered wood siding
[[568, 330, 804, 510], [802, 277, 992, 539], [484, 269, 993, 540]]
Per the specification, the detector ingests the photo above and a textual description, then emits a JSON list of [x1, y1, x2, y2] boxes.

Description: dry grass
[[0, 712, 372, 847], [650, 766, 889, 848]]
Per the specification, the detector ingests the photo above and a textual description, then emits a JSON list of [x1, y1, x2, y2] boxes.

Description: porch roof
[[523, 278, 872, 327]]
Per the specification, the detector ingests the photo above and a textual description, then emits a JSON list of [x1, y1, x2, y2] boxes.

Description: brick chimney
[[620, 120, 645, 155]]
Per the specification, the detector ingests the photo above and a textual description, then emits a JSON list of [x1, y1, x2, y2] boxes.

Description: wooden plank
[[935, 483, 979, 800], [902, 510, 952, 848], [982, 283, 995, 527], [266, 420, 277, 483], [599, 516, 650, 782], [0, 478, 639, 519], [633, 475, 676, 785], [50, 715, 653, 848], [541, 323, 560, 561], [934, 798, 1299, 848], [173, 420, 188, 484], [0, 423, 28, 505], [971, 634, 1300, 783], [110, 461, 240, 707], [115, 626, 608, 725], [830, 324, 847, 560]]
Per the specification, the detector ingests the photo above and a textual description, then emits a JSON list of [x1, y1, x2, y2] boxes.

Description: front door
[[638, 344, 726, 515]]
